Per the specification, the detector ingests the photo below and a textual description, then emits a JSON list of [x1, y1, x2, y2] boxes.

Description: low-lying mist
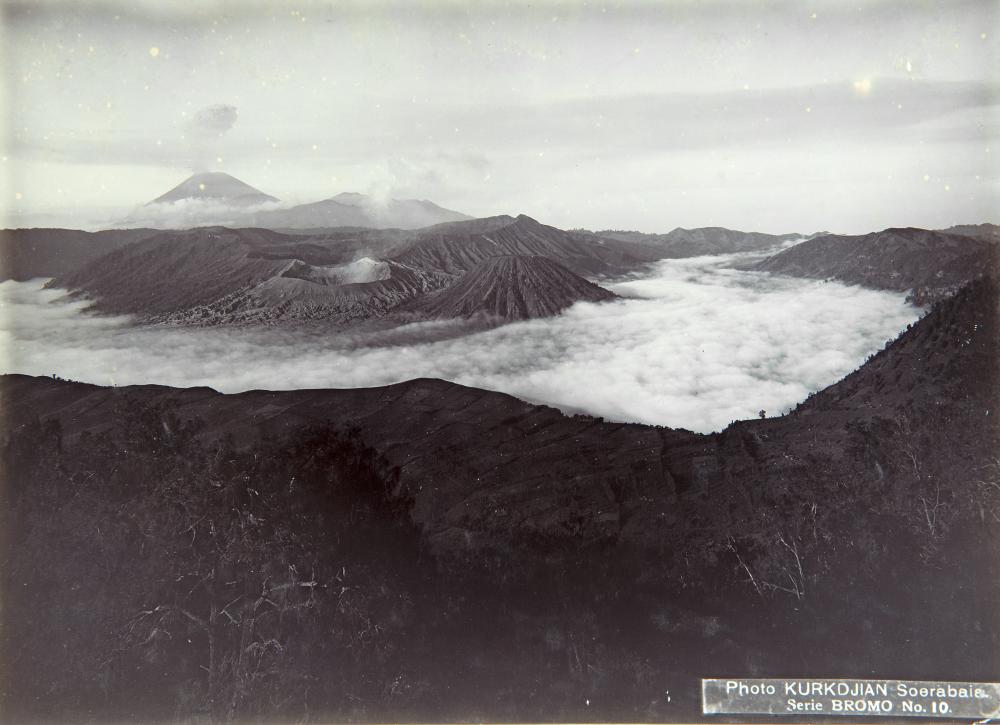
[[0, 254, 921, 433]]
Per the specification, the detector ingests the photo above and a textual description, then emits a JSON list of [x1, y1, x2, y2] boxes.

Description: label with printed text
[[702, 678, 1000, 719]]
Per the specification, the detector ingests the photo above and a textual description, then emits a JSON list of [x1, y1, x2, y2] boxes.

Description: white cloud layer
[[0, 254, 920, 433], [118, 197, 286, 229]]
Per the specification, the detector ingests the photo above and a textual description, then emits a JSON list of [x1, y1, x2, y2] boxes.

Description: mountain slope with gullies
[[48, 226, 448, 324], [393, 214, 665, 277], [813, 275, 998, 410], [46, 215, 666, 325], [754, 226, 997, 303], [404, 255, 617, 321], [170, 260, 451, 324], [51, 227, 316, 316]]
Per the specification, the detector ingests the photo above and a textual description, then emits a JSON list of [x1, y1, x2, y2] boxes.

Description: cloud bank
[[0, 254, 920, 433], [119, 196, 286, 229]]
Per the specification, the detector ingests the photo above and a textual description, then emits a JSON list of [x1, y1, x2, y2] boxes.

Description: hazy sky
[[2, 0, 997, 233]]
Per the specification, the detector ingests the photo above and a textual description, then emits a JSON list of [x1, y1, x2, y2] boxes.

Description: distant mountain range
[[754, 226, 998, 304], [7, 212, 998, 326], [588, 226, 810, 257], [129, 172, 472, 230], [941, 222, 1000, 243], [248, 191, 472, 230]]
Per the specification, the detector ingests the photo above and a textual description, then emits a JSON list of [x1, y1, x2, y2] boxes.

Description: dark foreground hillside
[[1, 277, 998, 723]]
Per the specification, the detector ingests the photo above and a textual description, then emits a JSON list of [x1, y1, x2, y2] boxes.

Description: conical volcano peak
[[148, 172, 278, 206], [407, 253, 618, 321]]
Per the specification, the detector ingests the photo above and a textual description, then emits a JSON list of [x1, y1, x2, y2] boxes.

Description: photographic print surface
[[1, 1, 998, 723]]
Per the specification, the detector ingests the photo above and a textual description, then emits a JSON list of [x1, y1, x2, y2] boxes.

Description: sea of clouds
[[0, 253, 921, 433]]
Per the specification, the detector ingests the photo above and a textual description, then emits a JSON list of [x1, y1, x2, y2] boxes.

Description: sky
[[0, 251, 920, 433], [1, 0, 998, 233]]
